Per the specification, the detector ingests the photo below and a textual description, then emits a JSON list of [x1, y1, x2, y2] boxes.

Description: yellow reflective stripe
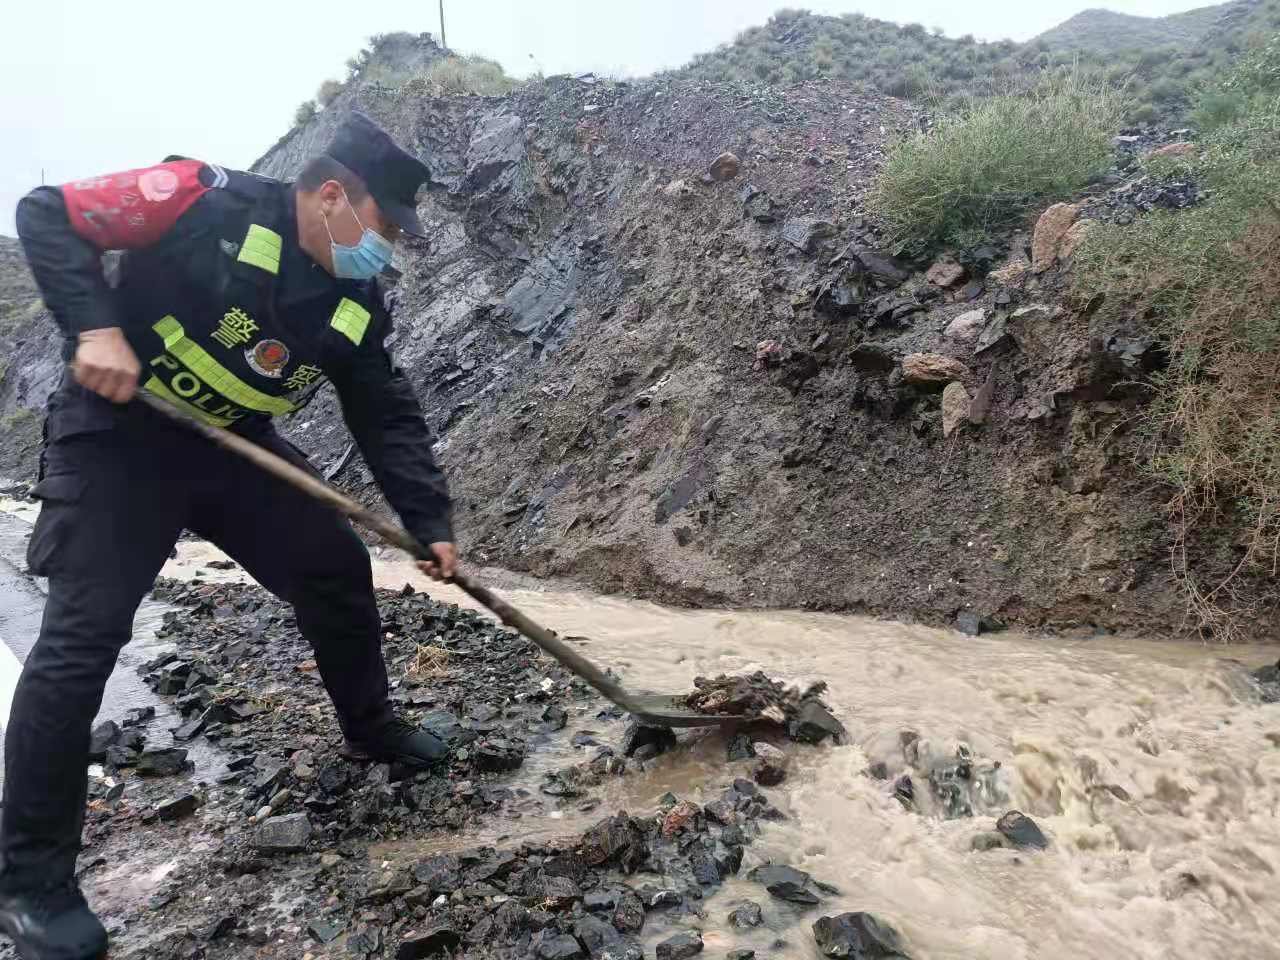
[[143, 376, 236, 426], [153, 316, 296, 416], [236, 224, 281, 275], [331, 298, 371, 345]]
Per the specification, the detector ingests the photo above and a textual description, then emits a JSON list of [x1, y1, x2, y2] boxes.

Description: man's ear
[[317, 179, 345, 211]]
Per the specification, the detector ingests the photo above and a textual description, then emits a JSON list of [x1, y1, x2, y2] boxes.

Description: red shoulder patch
[[60, 159, 209, 249]]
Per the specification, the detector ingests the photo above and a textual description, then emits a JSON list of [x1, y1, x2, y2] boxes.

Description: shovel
[[134, 389, 737, 728]]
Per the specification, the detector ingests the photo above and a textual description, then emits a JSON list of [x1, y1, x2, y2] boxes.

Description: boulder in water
[[1252, 659, 1280, 703], [655, 932, 703, 960], [996, 810, 1048, 850], [812, 912, 910, 958]]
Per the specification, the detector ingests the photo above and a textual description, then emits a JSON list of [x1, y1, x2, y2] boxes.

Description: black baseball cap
[[325, 112, 430, 238]]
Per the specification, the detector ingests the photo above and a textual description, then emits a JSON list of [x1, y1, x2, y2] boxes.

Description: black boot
[[0, 879, 107, 960], [342, 717, 449, 768]]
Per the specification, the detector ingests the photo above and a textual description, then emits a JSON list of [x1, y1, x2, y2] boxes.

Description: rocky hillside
[[0, 237, 56, 480], [682, 2, 1280, 124], [1034, 1, 1262, 53], [252, 36, 1210, 635], [0, 32, 1266, 636]]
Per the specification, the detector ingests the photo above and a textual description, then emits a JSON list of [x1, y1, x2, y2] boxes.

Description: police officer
[[2, 113, 457, 960]]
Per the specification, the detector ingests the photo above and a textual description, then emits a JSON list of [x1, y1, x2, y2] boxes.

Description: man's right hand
[[74, 327, 141, 404]]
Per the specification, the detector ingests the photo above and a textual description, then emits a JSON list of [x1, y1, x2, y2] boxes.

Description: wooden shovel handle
[[133, 389, 639, 711]]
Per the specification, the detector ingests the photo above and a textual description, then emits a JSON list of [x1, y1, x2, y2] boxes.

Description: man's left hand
[[417, 542, 457, 581]]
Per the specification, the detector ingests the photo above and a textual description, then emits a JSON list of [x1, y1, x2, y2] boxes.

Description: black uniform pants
[[0, 394, 393, 889]]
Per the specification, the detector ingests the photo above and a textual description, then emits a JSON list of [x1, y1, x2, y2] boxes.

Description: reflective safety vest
[[108, 161, 383, 430]]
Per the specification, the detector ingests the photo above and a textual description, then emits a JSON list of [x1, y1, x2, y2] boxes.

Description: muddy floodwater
[[3, 501, 1280, 958], [168, 537, 1280, 960]]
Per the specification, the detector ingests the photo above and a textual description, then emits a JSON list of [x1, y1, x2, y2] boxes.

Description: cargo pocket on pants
[[26, 473, 87, 577]]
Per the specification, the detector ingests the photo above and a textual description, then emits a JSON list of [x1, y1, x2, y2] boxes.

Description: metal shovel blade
[[450, 574, 741, 729], [134, 388, 738, 729], [626, 693, 743, 729]]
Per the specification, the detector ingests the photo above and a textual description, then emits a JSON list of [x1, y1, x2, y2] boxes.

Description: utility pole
[[438, 0, 447, 52]]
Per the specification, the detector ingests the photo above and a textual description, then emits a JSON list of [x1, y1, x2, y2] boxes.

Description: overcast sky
[[1, 0, 1215, 235]]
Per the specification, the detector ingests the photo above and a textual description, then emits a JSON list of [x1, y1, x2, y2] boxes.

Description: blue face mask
[[324, 189, 395, 280]]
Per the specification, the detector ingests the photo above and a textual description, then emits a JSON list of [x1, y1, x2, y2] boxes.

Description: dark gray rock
[[413, 854, 461, 893], [727, 952, 756, 960], [155, 793, 199, 822], [703, 798, 736, 825], [996, 810, 1048, 850], [573, 915, 621, 957], [201, 915, 236, 942], [729, 900, 764, 928], [749, 864, 821, 905], [850, 343, 897, 374], [655, 932, 704, 960], [619, 721, 676, 758], [956, 612, 981, 636], [121, 707, 155, 728], [713, 841, 744, 877], [790, 701, 847, 744], [783, 218, 836, 254], [172, 712, 208, 743], [893, 776, 915, 809], [812, 912, 910, 958], [538, 933, 585, 960], [253, 763, 288, 797], [398, 924, 462, 959], [308, 920, 343, 943], [501, 240, 579, 340], [104, 745, 141, 768], [612, 891, 645, 933], [88, 721, 121, 761], [254, 813, 312, 854], [465, 111, 526, 190], [362, 870, 413, 905], [580, 814, 648, 872], [851, 247, 911, 284], [975, 312, 1012, 355], [136, 748, 189, 777], [348, 923, 384, 955], [473, 738, 525, 772], [741, 184, 778, 223], [638, 885, 683, 909], [753, 748, 788, 787], [540, 874, 582, 908], [1251, 659, 1280, 703], [494, 899, 529, 939], [691, 850, 721, 885], [584, 889, 617, 912], [816, 275, 865, 317]]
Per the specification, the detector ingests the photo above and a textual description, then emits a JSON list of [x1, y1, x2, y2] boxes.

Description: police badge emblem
[[245, 339, 290, 378]]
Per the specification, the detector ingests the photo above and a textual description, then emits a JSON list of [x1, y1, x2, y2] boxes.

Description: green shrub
[[1073, 49, 1280, 638], [408, 55, 518, 97], [1192, 91, 1247, 130], [868, 71, 1121, 247], [1129, 101, 1160, 124], [883, 65, 931, 98], [316, 79, 344, 107], [1149, 76, 1186, 103], [294, 100, 317, 126]]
